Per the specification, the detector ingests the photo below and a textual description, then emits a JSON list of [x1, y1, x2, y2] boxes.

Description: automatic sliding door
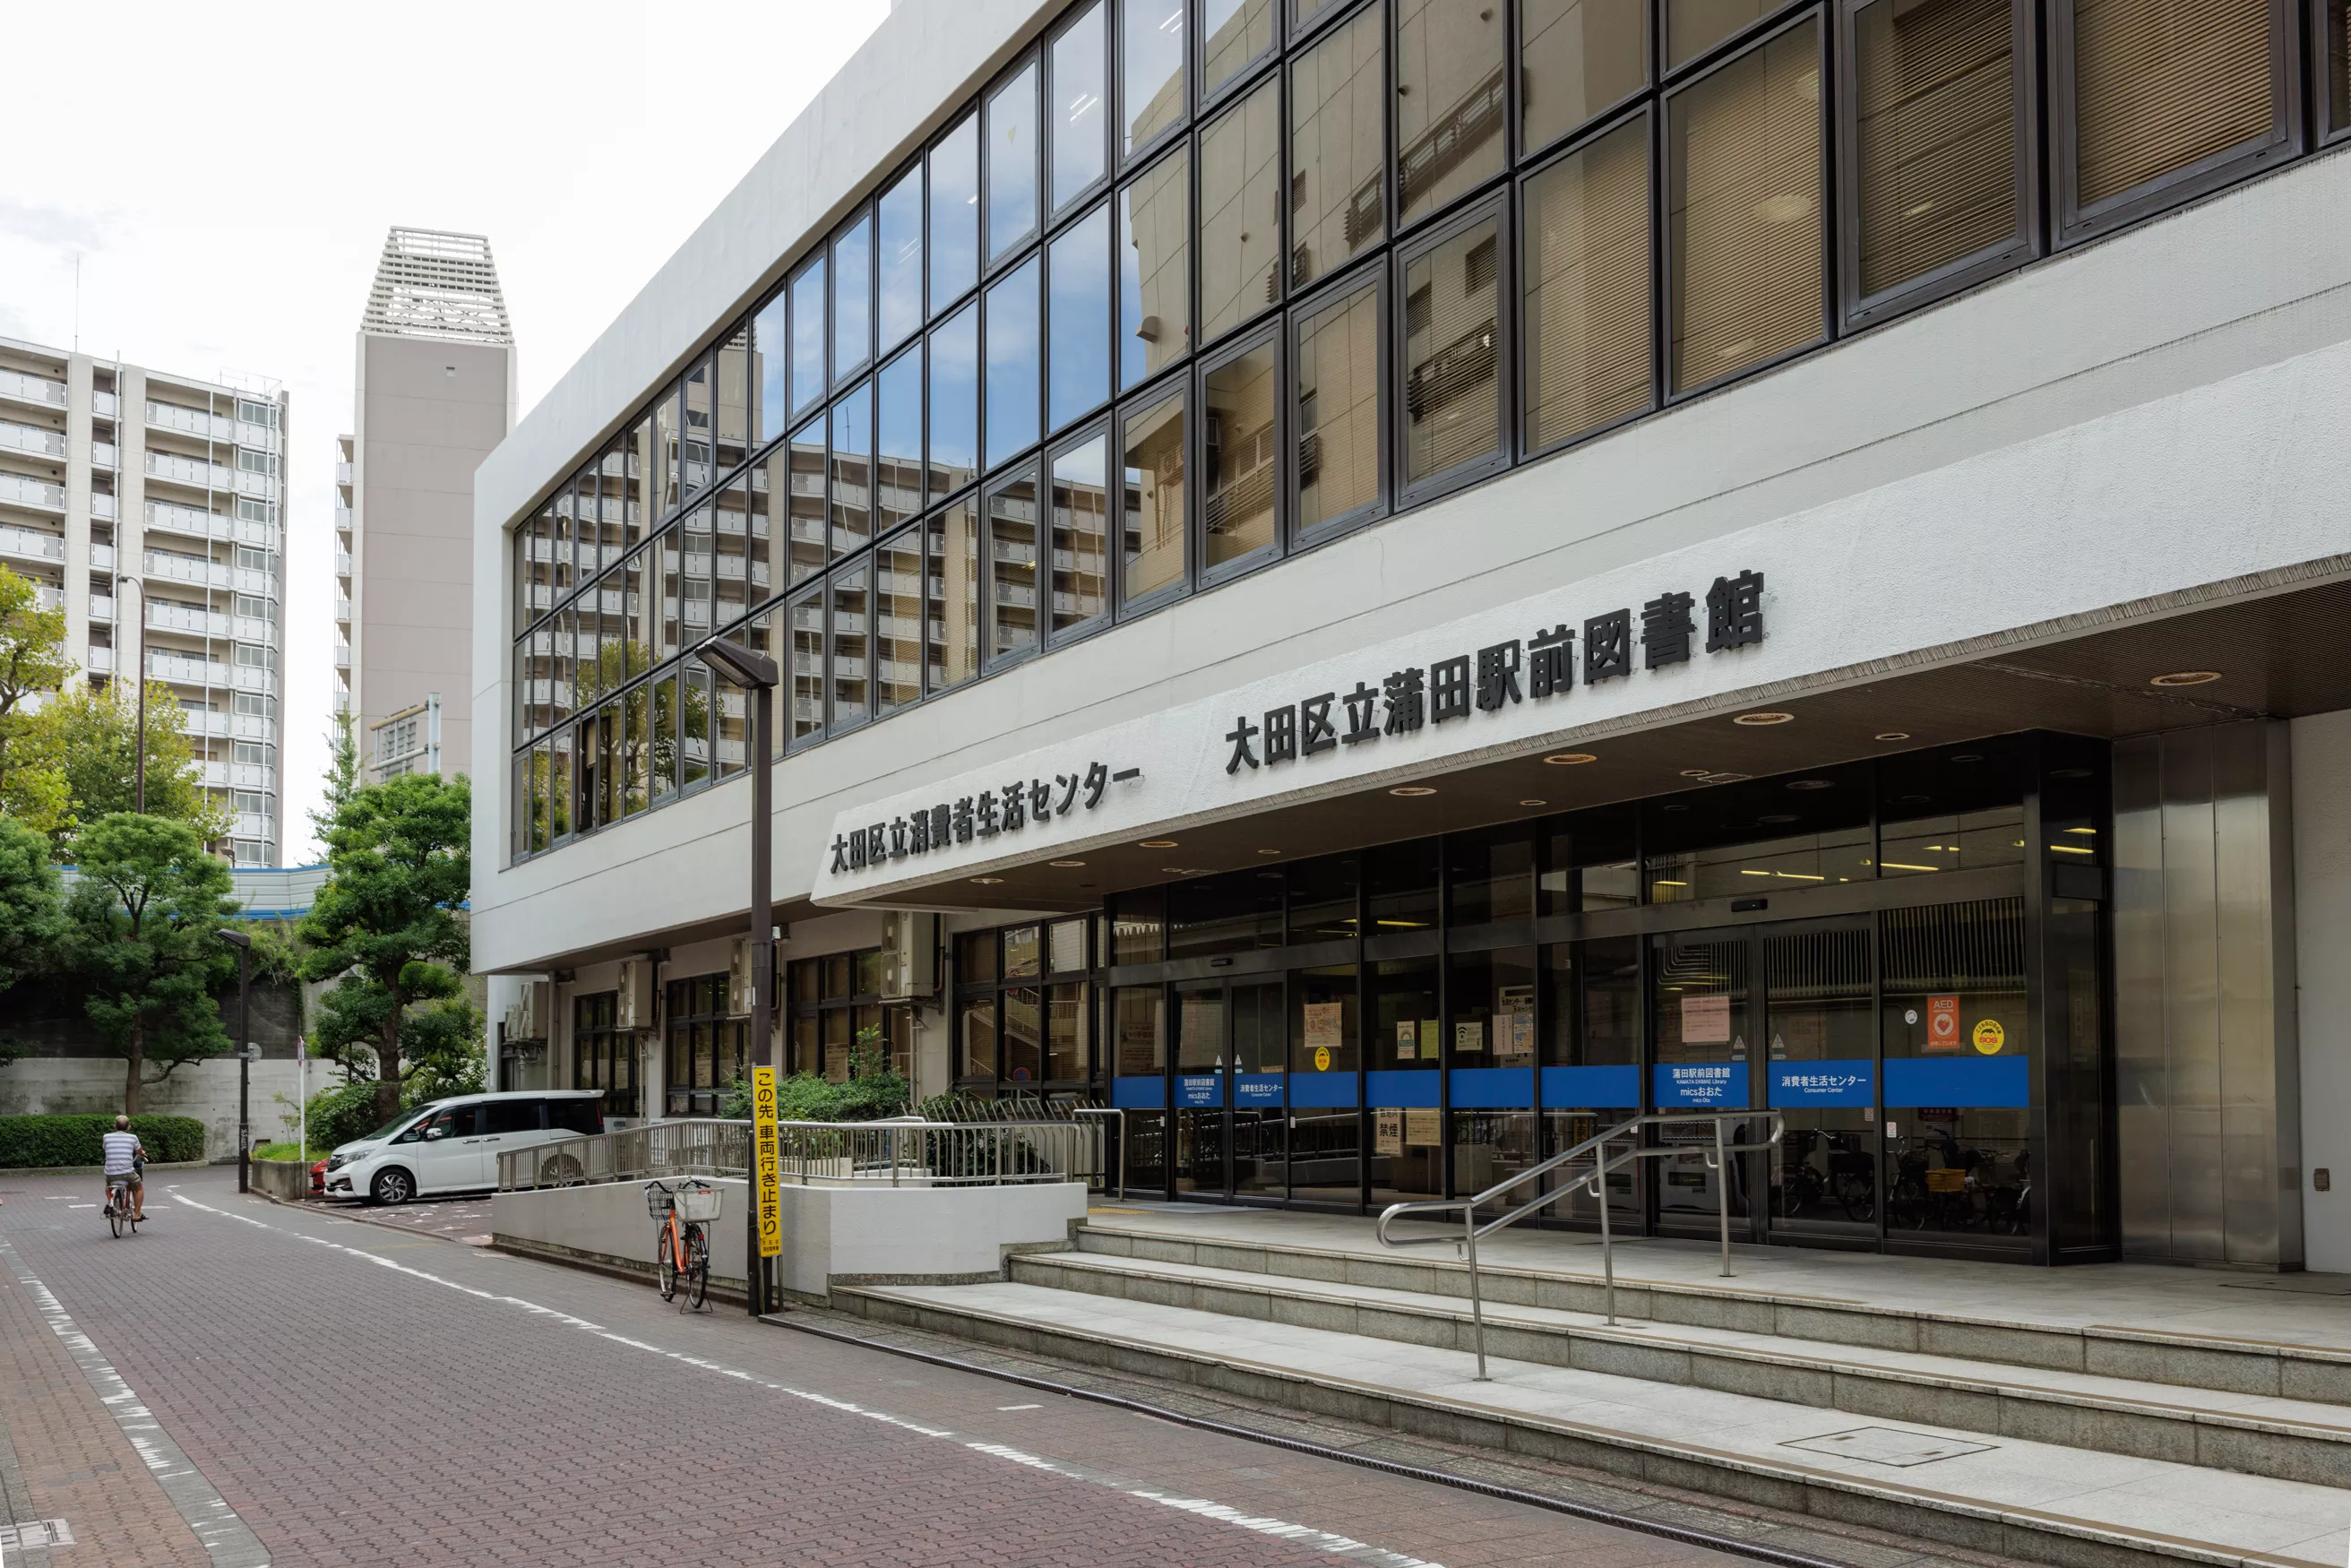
[[1174, 983, 1227, 1194], [1286, 964, 1361, 1204], [1230, 981, 1286, 1197], [1650, 929, 1756, 1236], [1763, 921, 1878, 1242]]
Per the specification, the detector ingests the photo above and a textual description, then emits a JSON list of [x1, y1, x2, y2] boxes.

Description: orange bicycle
[[645, 1178, 715, 1310]]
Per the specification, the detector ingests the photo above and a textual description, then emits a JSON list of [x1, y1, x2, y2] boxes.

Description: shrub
[[720, 1043, 909, 1124], [306, 1080, 394, 1150], [0, 1114, 205, 1167]]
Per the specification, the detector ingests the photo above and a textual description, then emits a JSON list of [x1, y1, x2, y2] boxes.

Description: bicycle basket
[[674, 1182, 722, 1222], [644, 1183, 676, 1219]]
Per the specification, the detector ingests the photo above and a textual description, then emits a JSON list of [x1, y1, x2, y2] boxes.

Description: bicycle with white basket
[[645, 1178, 719, 1311]]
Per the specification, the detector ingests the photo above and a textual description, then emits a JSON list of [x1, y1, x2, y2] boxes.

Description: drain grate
[[0, 1519, 76, 1549], [1781, 1427, 1993, 1467]]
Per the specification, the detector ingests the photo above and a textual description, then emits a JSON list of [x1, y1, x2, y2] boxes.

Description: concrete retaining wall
[[250, 1158, 312, 1202], [0, 1058, 303, 1162], [490, 1179, 1088, 1302]]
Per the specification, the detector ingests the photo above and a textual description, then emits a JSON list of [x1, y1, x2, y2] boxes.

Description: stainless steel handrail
[[1375, 1109, 1787, 1380], [495, 1116, 1109, 1193]]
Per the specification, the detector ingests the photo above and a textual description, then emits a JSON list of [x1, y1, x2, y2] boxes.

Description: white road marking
[[168, 1191, 1445, 1568], [997, 1403, 1044, 1410]]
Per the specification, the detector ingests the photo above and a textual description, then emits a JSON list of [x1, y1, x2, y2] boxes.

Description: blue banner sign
[[1769, 1059, 1875, 1107], [1656, 1062, 1746, 1108], [1448, 1067, 1534, 1108], [1111, 1076, 1166, 1109], [1540, 1064, 1641, 1109], [1287, 1071, 1358, 1107], [1235, 1073, 1285, 1106], [1365, 1069, 1441, 1108], [1884, 1056, 2028, 1108], [1176, 1073, 1221, 1108]]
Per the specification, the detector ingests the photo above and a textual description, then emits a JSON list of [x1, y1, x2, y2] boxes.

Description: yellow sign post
[[752, 1065, 782, 1260]]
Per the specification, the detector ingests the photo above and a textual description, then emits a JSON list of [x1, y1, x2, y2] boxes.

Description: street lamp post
[[115, 573, 146, 812], [217, 928, 253, 1193], [696, 638, 778, 1316]]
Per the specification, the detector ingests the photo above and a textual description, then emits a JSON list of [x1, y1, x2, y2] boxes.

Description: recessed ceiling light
[[1787, 779, 1834, 791], [970, 876, 1003, 885], [1256, 848, 1282, 856], [1390, 785, 1438, 797], [1758, 813, 1800, 824], [1049, 859, 1086, 867], [1518, 798, 1547, 807], [1951, 753, 1984, 763], [1661, 803, 1689, 813], [1679, 769, 1711, 779], [1544, 752, 1597, 765], [1139, 839, 1179, 849], [1898, 793, 1931, 805], [1734, 711, 1794, 727], [1161, 866, 1194, 874], [2051, 767, 2092, 780], [2150, 670, 2221, 687], [1873, 731, 1910, 742]]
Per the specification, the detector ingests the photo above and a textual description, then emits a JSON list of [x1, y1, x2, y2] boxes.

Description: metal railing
[[1377, 1109, 1786, 1380], [496, 1115, 1107, 1193]]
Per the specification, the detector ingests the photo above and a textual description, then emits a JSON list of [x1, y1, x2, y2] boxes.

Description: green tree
[[64, 813, 237, 1112], [0, 814, 64, 1066], [19, 680, 226, 850], [298, 771, 471, 1125], [312, 708, 358, 848], [0, 564, 74, 838]]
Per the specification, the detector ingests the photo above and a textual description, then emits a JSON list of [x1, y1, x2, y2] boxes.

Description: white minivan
[[321, 1090, 604, 1204]]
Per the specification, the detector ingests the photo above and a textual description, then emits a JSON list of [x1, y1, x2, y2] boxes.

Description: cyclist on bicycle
[[101, 1116, 146, 1222]]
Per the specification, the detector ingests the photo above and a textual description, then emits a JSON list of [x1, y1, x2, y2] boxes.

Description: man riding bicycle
[[102, 1116, 146, 1222]]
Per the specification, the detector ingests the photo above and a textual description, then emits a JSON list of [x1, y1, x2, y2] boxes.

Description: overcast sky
[[3, 0, 892, 862]]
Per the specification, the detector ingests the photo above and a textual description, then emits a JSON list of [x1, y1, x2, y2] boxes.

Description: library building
[[473, 0, 2351, 1271]]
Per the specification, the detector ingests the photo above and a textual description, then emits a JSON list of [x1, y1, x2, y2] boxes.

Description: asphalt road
[[0, 1167, 1762, 1568]]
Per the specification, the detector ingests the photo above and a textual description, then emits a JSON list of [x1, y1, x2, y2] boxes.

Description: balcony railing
[[146, 401, 234, 442], [145, 452, 235, 490], [91, 390, 116, 418], [144, 499, 233, 541], [33, 584, 61, 612], [334, 461, 351, 486], [143, 551, 229, 589], [333, 596, 352, 623], [0, 419, 64, 458], [0, 524, 64, 563], [89, 592, 114, 622], [333, 642, 351, 669], [87, 646, 114, 673], [148, 602, 232, 637], [0, 370, 65, 409], [89, 542, 115, 571], [90, 441, 117, 470], [0, 473, 65, 513], [334, 549, 352, 577], [151, 651, 231, 687]]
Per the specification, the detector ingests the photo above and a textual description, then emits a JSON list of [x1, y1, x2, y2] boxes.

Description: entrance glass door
[[1174, 983, 1226, 1193], [1762, 919, 1878, 1242], [1229, 982, 1286, 1198], [1649, 928, 1755, 1236], [1175, 979, 1286, 1199]]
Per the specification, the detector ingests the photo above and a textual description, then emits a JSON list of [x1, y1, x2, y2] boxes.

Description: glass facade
[[509, 0, 2307, 868]]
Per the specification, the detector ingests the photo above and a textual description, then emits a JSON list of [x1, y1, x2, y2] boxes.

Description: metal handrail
[[1376, 1108, 1786, 1380], [495, 1115, 1109, 1193], [1070, 1107, 1124, 1202]]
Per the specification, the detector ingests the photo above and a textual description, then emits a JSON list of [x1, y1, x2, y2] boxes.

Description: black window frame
[[1196, 318, 1288, 587], [954, 917, 1098, 1090], [1393, 188, 1515, 509], [1050, 0, 1117, 220], [1288, 249, 1391, 549], [1112, 374, 1194, 620]]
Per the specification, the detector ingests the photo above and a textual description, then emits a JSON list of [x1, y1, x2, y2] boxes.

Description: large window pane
[[788, 418, 827, 587], [2071, 0, 2272, 211], [788, 585, 824, 747], [715, 327, 749, 472], [1053, 3, 1110, 211], [987, 61, 1040, 262], [789, 259, 826, 418], [1119, 148, 1192, 389], [1124, 0, 1188, 158], [1050, 435, 1111, 637], [931, 114, 980, 314], [1049, 206, 1113, 430], [876, 528, 924, 716], [985, 257, 1042, 468], [678, 504, 714, 642], [1668, 21, 1824, 393], [651, 673, 679, 800], [1202, 0, 1276, 99], [1296, 275, 1382, 531], [680, 660, 710, 788], [1522, 0, 1648, 154], [929, 305, 980, 497], [547, 732, 572, 840], [652, 385, 680, 517], [1290, 4, 1384, 291], [1119, 390, 1187, 602], [1853, 0, 2018, 302], [875, 348, 923, 534], [926, 498, 982, 691], [1525, 113, 1652, 449], [753, 289, 788, 445], [1397, 0, 1507, 226], [714, 668, 746, 780], [1669, 0, 1771, 67], [1203, 340, 1278, 568], [714, 476, 753, 627], [988, 469, 1041, 662], [830, 561, 871, 728], [1403, 215, 1503, 483], [877, 166, 925, 353], [831, 382, 872, 560], [832, 215, 873, 383], [1200, 78, 1281, 344]]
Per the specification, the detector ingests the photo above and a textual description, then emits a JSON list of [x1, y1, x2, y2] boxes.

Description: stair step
[[1014, 1249, 2351, 1487], [1076, 1221, 2351, 1403], [837, 1278, 2349, 1568]]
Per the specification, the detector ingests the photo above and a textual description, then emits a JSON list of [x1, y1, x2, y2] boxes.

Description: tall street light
[[217, 927, 253, 1193], [115, 573, 147, 812], [696, 636, 777, 1315]]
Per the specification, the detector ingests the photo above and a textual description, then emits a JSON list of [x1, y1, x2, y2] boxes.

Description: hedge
[[0, 1115, 206, 1168]]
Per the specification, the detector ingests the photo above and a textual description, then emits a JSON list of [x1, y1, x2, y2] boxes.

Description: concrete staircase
[[831, 1218, 2351, 1568]]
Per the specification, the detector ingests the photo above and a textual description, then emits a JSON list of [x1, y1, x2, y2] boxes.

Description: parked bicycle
[[645, 1178, 716, 1310]]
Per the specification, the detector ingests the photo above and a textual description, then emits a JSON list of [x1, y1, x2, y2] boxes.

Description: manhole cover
[[1782, 1427, 1993, 1467]]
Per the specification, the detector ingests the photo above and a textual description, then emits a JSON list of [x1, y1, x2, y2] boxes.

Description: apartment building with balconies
[[0, 334, 287, 864], [337, 227, 516, 786]]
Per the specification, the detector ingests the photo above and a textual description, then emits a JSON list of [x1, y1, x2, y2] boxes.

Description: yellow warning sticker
[[1972, 1019, 2006, 1055]]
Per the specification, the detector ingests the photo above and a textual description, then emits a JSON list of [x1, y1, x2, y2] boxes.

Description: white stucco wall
[[2293, 709, 2351, 1272], [0, 1058, 305, 1162]]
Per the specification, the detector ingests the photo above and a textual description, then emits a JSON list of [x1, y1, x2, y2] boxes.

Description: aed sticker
[[1972, 1018, 2006, 1055], [1313, 1045, 1331, 1072]]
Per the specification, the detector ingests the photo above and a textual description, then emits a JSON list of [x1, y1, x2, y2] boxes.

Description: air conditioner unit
[[728, 938, 756, 1016], [878, 911, 938, 1001], [616, 958, 654, 1030]]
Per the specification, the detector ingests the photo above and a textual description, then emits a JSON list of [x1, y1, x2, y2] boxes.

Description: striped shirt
[[102, 1131, 142, 1177]]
